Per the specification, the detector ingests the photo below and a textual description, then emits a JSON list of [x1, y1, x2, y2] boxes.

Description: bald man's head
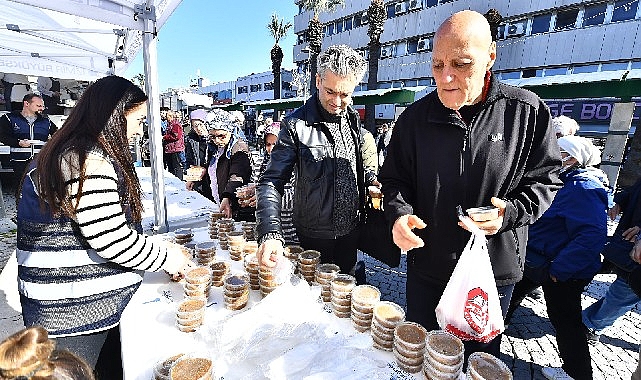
[[431, 10, 497, 110]]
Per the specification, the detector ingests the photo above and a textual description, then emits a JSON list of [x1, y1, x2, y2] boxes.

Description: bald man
[[380, 10, 562, 362]]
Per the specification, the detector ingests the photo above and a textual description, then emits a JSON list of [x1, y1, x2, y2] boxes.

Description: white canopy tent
[[0, 0, 184, 232]]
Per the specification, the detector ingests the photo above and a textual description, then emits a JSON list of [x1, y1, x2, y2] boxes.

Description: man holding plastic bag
[[379, 10, 562, 360]]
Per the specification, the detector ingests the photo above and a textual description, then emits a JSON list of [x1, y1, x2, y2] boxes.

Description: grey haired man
[[255, 44, 368, 277]]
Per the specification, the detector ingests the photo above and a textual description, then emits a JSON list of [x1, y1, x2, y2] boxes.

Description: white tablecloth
[[136, 167, 217, 233], [119, 227, 415, 380]]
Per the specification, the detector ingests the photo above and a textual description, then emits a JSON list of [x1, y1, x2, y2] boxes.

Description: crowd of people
[[1, 8, 641, 380]]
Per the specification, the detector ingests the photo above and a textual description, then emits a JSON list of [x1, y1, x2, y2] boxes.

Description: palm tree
[[267, 13, 293, 104], [484, 8, 503, 42], [132, 73, 145, 91], [364, 0, 386, 133], [300, 0, 344, 95]]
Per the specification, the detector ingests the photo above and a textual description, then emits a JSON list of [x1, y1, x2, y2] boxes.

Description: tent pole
[[142, 5, 168, 233]]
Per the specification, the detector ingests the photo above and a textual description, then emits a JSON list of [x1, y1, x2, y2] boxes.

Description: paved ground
[[1, 176, 640, 379]]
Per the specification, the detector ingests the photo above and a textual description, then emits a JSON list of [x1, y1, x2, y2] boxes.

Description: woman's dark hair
[[34, 75, 148, 221], [0, 326, 95, 380]]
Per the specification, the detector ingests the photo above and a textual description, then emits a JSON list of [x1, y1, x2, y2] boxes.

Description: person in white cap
[[552, 115, 580, 138], [507, 135, 610, 380]]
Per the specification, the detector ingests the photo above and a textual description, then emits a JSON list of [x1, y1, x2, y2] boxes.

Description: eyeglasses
[[209, 133, 227, 140]]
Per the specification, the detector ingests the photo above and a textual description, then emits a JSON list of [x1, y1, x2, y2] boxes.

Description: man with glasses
[[255, 45, 369, 279]]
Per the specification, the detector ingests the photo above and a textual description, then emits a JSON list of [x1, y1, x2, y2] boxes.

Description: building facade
[[293, 0, 641, 130]]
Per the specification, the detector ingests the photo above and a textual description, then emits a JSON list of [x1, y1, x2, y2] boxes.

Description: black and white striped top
[[16, 149, 185, 337]]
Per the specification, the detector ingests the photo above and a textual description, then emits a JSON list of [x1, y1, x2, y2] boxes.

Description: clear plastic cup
[[351, 285, 381, 306], [372, 301, 405, 329], [425, 330, 464, 367], [152, 353, 184, 380], [185, 267, 212, 285], [169, 357, 212, 380], [393, 321, 427, 351], [466, 352, 512, 380], [299, 250, 321, 265]]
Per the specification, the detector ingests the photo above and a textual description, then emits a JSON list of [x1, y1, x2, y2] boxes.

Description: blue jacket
[[526, 167, 609, 281], [0, 112, 57, 162]]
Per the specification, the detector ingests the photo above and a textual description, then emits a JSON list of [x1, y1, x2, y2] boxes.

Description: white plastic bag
[[435, 216, 505, 343]]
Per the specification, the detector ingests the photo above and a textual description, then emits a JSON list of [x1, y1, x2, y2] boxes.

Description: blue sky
[[124, 1, 299, 91]]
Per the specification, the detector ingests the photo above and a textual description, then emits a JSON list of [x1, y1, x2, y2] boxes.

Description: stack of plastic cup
[[216, 218, 235, 250], [208, 212, 225, 239], [393, 321, 428, 373], [243, 254, 260, 290], [423, 330, 464, 379], [174, 228, 193, 245], [242, 240, 258, 258], [285, 245, 304, 274], [210, 260, 230, 287], [258, 265, 278, 297], [466, 351, 512, 380], [241, 221, 256, 241], [175, 297, 205, 333], [152, 353, 184, 380], [298, 250, 321, 283], [184, 267, 211, 298], [227, 231, 246, 261], [315, 263, 340, 302], [194, 241, 216, 266], [169, 356, 213, 380], [223, 273, 250, 311], [371, 301, 406, 351], [350, 285, 381, 332], [330, 274, 356, 318]]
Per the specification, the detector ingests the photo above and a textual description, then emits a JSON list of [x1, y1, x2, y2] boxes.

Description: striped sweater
[[16, 150, 185, 337]]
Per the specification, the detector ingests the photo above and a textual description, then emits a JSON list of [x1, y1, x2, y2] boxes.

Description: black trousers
[[298, 227, 360, 275], [405, 268, 514, 362], [508, 276, 592, 380], [163, 152, 183, 180], [54, 326, 123, 379]]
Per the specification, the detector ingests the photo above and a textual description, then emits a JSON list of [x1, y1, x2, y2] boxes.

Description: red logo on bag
[[464, 287, 489, 334]]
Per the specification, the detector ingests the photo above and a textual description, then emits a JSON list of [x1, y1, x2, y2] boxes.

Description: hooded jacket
[[526, 168, 609, 281], [380, 75, 562, 287]]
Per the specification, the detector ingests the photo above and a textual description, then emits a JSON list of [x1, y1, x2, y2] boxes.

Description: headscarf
[[552, 115, 580, 137], [205, 109, 245, 159], [264, 122, 281, 138], [190, 108, 207, 121], [558, 135, 601, 167]]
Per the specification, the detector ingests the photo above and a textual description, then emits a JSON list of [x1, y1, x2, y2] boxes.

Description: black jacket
[[613, 178, 641, 234], [256, 94, 366, 240], [380, 75, 563, 286]]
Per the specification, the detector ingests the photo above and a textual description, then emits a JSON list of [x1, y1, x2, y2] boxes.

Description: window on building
[[354, 13, 363, 27], [572, 64, 599, 74], [418, 78, 432, 86], [283, 82, 292, 91], [336, 20, 344, 33], [386, 4, 396, 18], [555, 8, 579, 30], [379, 82, 392, 89], [238, 86, 248, 94], [522, 69, 543, 78], [250, 84, 261, 92], [407, 39, 419, 54], [531, 13, 552, 34], [545, 67, 568, 76], [404, 79, 418, 87], [496, 24, 506, 40], [327, 23, 334, 36], [426, 0, 438, 6], [392, 81, 402, 88], [583, 2, 607, 26], [344, 17, 353, 31], [264, 82, 274, 91], [612, 0, 639, 22], [601, 61, 629, 71], [631, 61, 641, 69], [500, 71, 521, 79], [297, 34, 305, 44], [440, 0, 455, 3]]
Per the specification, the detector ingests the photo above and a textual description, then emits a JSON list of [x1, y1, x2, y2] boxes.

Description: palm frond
[[300, 0, 345, 15], [267, 13, 293, 44]]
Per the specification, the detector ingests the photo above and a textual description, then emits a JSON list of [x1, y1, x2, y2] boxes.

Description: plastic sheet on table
[[200, 278, 390, 379]]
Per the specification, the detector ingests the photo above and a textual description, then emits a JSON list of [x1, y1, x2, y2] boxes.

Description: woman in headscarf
[[185, 109, 253, 220], [506, 135, 610, 380]]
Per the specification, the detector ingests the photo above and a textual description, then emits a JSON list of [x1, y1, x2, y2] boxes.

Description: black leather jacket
[[256, 94, 366, 240]]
